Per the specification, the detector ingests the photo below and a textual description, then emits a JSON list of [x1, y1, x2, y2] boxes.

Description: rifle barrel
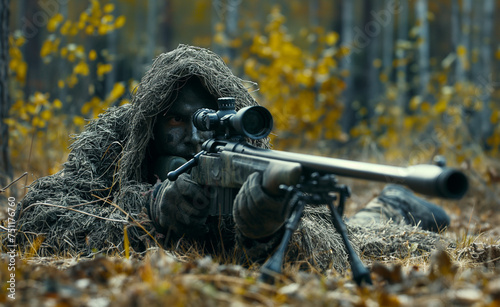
[[233, 144, 468, 199]]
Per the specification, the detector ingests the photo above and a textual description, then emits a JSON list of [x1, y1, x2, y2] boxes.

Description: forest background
[[1, 0, 500, 305]]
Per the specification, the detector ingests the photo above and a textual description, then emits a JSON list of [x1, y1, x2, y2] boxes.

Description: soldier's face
[[153, 78, 218, 160]]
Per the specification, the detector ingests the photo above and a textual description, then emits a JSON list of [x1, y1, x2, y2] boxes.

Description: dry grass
[[2, 149, 500, 306], [1, 177, 500, 306]]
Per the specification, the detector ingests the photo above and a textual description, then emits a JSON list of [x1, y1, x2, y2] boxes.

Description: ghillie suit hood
[[13, 45, 447, 273]]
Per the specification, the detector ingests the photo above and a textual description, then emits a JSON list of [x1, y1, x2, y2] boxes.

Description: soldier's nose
[[190, 122, 202, 145]]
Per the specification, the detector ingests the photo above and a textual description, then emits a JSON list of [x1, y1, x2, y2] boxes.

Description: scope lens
[[242, 108, 266, 135], [231, 106, 273, 139]]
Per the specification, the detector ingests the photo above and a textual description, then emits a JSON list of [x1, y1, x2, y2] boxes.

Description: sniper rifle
[[167, 97, 469, 286]]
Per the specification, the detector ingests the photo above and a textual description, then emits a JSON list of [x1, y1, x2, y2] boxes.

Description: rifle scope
[[193, 97, 273, 140]]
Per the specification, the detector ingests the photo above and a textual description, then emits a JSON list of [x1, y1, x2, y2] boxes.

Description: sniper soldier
[[15, 45, 450, 272]]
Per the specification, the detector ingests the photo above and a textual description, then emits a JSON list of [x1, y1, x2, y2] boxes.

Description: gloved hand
[[233, 172, 289, 240], [149, 173, 210, 237]]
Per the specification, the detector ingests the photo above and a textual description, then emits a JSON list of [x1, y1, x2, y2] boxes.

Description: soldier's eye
[[167, 116, 184, 126]]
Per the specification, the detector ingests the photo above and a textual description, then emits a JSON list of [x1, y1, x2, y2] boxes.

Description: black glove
[[233, 172, 289, 240], [149, 173, 210, 238]]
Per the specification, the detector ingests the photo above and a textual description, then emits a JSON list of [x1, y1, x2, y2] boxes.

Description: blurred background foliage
[[2, 0, 500, 190]]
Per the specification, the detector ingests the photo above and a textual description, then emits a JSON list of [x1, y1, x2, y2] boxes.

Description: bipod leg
[[327, 201, 372, 286], [260, 191, 306, 284]]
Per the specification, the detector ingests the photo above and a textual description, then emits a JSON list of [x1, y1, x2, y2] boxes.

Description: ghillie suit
[[14, 45, 447, 272]]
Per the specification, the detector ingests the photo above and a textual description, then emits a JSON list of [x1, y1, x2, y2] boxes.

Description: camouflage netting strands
[[14, 45, 266, 256], [284, 207, 449, 273]]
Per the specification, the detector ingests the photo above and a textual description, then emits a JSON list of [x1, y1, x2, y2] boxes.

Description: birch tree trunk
[[225, 0, 240, 63], [470, 1, 482, 80], [451, 0, 460, 85], [366, 0, 381, 115], [339, 0, 355, 135], [415, 0, 429, 98], [382, 0, 394, 83], [158, 1, 172, 51], [456, 0, 471, 83], [309, 0, 319, 28], [105, 0, 119, 97], [0, 0, 13, 188], [57, 1, 68, 110], [396, 0, 409, 118], [211, 0, 223, 56], [478, 0, 495, 142]]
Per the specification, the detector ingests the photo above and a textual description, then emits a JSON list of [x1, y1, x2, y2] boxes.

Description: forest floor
[[1, 168, 500, 306]]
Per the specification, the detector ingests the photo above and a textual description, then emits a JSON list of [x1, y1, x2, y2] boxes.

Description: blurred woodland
[[1, 2, 500, 305], [1, 0, 500, 191]]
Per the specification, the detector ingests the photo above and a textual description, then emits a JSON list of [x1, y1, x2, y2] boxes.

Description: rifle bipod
[[259, 173, 372, 286]]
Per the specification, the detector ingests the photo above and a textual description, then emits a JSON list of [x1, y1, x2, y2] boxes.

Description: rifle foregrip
[[262, 161, 302, 196]]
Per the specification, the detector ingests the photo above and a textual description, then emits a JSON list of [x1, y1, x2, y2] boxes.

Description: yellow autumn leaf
[[78, 20, 86, 30], [67, 74, 78, 88], [15, 36, 26, 47], [325, 128, 341, 140], [40, 40, 53, 58], [69, 25, 79, 36], [75, 45, 85, 56], [296, 70, 313, 87], [490, 111, 499, 124], [325, 32, 339, 46], [32, 116, 45, 128], [89, 49, 97, 61], [337, 45, 350, 58], [97, 63, 112, 77], [60, 47, 68, 58], [60, 20, 72, 35], [102, 14, 114, 24], [33, 92, 49, 105], [53, 99, 63, 109], [379, 72, 388, 82], [81, 101, 92, 115], [80, 11, 89, 23], [420, 101, 431, 112], [18, 125, 29, 137], [73, 116, 85, 126], [3, 118, 16, 126], [115, 16, 126, 28], [74, 61, 89, 76], [316, 62, 329, 76], [104, 3, 115, 13], [214, 33, 225, 44], [58, 80, 65, 88], [107, 82, 126, 102], [409, 96, 421, 111], [457, 45, 467, 57], [85, 25, 95, 35], [434, 99, 448, 114], [16, 61, 27, 83], [47, 13, 63, 32], [40, 110, 52, 121], [68, 52, 76, 63], [100, 24, 114, 35]]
